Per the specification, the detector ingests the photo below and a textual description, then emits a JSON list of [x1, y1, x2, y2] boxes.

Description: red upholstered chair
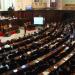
[[10, 31, 16, 34], [0, 32, 4, 36]]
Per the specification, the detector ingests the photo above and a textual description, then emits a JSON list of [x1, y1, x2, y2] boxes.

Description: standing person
[[24, 23, 27, 35], [70, 22, 75, 38]]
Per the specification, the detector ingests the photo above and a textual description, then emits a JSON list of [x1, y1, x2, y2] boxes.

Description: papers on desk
[[50, 45, 54, 48], [4, 44, 10, 48], [13, 69, 18, 73], [45, 44, 48, 47], [47, 24, 49, 28], [70, 53, 73, 56], [34, 60, 39, 63], [61, 34, 64, 37], [19, 55, 22, 58], [34, 42, 38, 43], [50, 42, 58, 48], [62, 44, 65, 47], [63, 57, 69, 61], [54, 66, 58, 69], [9, 24, 12, 28], [21, 65, 27, 69], [66, 39, 70, 43], [43, 71, 49, 75], [40, 46, 43, 49], [5, 64, 9, 69], [71, 41, 75, 45], [64, 52, 74, 61], [57, 38, 62, 40], [0, 47, 2, 50], [13, 17, 17, 19], [15, 50, 18, 53], [31, 49, 36, 53], [27, 51, 31, 55], [64, 47, 69, 51], [61, 60, 65, 63], [0, 65, 3, 68]]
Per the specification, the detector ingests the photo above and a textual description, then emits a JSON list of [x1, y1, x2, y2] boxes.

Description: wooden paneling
[[22, 10, 62, 23], [1, 10, 75, 33], [1, 10, 72, 24]]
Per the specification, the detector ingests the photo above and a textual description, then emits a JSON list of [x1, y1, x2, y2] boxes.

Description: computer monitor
[[26, 6, 32, 10], [33, 17, 44, 25]]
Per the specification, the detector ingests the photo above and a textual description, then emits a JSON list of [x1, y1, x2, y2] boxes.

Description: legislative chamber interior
[[0, 0, 75, 75]]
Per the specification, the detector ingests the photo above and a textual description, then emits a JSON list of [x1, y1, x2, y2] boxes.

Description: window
[[50, 0, 57, 9], [51, 0, 56, 2]]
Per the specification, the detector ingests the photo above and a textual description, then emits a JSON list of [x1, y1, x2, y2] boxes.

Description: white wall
[[46, 0, 50, 8], [0, 0, 5, 11], [0, 0, 58, 11], [57, 0, 63, 10], [0, 0, 13, 11], [0, 0, 36, 11], [14, 0, 32, 10], [4, 0, 13, 10]]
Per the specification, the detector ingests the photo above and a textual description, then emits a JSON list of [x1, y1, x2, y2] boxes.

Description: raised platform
[[0, 27, 38, 43]]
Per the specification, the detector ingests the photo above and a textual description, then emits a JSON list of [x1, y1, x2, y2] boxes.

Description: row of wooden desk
[[0, 22, 75, 75]]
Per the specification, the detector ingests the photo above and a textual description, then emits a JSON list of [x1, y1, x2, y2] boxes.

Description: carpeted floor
[[0, 27, 38, 43]]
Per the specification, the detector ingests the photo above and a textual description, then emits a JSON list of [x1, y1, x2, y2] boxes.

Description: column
[[46, 0, 50, 8], [57, 0, 64, 10]]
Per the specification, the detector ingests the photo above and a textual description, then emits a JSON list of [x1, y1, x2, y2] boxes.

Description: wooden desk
[[1, 44, 64, 75], [39, 50, 75, 75]]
